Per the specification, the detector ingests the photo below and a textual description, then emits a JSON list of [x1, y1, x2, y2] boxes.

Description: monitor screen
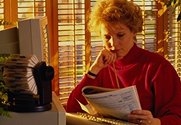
[[0, 27, 19, 54]]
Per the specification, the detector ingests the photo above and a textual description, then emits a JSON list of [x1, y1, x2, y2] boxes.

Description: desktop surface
[[0, 92, 66, 125]]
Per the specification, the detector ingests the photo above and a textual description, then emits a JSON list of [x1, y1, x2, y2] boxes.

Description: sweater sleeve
[[152, 61, 181, 125], [66, 74, 102, 113]]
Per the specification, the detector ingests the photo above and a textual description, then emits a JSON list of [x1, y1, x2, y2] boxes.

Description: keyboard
[[76, 112, 138, 125]]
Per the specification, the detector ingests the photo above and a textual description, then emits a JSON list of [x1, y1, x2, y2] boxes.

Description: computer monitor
[[0, 27, 19, 54], [18, 16, 50, 63], [0, 16, 50, 62]]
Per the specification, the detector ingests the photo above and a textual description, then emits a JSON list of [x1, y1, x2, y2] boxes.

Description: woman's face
[[100, 23, 136, 60]]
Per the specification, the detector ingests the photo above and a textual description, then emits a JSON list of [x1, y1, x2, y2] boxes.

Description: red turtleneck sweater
[[66, 44, 181, 125]]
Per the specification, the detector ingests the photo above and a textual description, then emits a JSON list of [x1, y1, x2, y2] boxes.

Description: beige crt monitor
[[18, 16, 49, 62]]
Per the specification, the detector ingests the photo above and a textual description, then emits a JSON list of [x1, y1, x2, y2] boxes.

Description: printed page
[[82, 85, 141, 120]]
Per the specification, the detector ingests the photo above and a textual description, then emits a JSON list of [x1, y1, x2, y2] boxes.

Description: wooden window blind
[[17, 0, 46, 19], [135, 0, 157, 52], [0, 0, 4, 29], [89, 1, 104, 64], [166, 6, 181, 76], [58, 0, 86, 105]]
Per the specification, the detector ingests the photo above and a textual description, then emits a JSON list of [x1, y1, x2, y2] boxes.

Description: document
[[79, 85, 142, 120]]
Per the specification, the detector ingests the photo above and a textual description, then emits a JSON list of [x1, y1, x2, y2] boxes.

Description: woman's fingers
[[101, 49, 116, 64], [91, 48, 117, 71], [128, 110, 153, 125]]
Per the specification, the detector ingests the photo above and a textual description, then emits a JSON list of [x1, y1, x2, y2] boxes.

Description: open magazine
[[78, 85, 141, 121]]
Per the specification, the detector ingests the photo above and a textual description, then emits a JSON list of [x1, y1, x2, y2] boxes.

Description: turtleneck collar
[[115, 43, 141, 66]]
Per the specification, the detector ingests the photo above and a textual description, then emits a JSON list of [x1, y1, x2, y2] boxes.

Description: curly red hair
[[88, 0, 143, 34]]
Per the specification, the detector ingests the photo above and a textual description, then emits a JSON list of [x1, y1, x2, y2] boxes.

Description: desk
[[0, 93, 66, 125]]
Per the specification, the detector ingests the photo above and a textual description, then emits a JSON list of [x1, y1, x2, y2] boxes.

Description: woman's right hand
[[89, 48, 117, 75]]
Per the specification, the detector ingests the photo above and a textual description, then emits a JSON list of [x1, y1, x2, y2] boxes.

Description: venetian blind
[[17, 0, 46, 19], [58, 0, 86, 105], [166, 6, 181, 76], [89, 1, 103, 66], [135, 0, 157, 52], [0, 0, 4, 29]]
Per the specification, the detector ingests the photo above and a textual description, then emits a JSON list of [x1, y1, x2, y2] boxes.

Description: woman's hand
[[128, 110, 161, 125], [89, 48, 117, 74]]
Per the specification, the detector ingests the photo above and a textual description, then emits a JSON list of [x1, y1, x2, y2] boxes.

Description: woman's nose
[[108, 37, 117, 50]]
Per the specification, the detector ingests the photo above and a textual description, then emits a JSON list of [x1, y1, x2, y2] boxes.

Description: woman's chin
[[116, 56, 124, 60]]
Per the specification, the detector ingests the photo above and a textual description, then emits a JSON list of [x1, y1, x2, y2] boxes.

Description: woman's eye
[[117, 33, 124, 38]]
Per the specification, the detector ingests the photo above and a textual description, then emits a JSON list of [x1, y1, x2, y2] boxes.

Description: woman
[[66, 0, 181, 124]]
